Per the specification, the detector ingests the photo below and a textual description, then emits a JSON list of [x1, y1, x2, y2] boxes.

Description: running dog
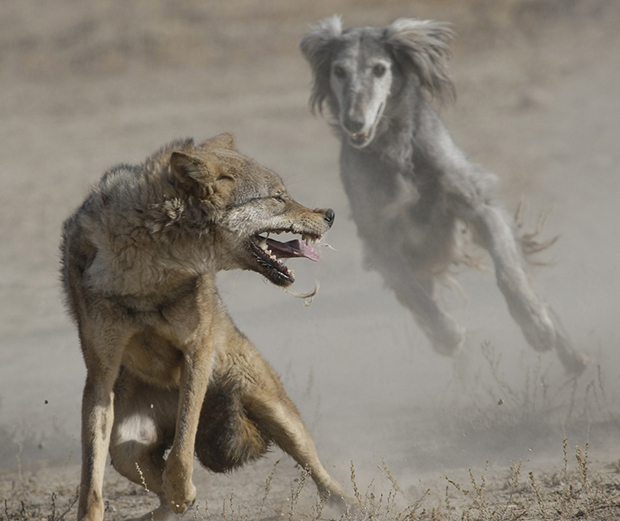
[[61, 133, 352, 521], [301, 16, 588, 374]]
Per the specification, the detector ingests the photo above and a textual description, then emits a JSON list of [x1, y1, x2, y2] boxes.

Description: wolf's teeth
[[259, 239, 268, 249]]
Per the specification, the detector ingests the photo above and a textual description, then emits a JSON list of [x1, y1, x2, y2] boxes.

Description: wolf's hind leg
[[245, 389, 355, 514], [110, 374, 179, 521]]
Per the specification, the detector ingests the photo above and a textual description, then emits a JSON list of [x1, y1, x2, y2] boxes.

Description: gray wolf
[[300, 16, 588, 374], [60, 133, 352, 521]]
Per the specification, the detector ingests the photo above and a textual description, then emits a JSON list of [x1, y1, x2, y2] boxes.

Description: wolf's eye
[[333, 65, 346, 79], [372, 64, 386, 78], [274, 194, 285, 203]]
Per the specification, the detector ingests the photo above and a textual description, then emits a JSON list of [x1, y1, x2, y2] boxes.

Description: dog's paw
[[428, 320, 466, 357], [553, 327, 590, 376], [162, 460, 196, 514]]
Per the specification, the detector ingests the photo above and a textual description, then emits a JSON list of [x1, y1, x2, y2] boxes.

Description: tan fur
[[61, 134, 351, 521]]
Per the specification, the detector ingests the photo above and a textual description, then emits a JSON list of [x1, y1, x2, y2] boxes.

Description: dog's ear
[[170, 151, 235, 202], [384, 18, 456, 102], [199, 132, 237, 151], [300, 15, 343, 114]]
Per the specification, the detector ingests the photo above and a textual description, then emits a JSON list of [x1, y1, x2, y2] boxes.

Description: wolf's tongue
[[266, 238, 320, 262]]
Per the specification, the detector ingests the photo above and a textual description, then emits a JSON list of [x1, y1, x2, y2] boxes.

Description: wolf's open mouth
[[250, 232, 321, 285]]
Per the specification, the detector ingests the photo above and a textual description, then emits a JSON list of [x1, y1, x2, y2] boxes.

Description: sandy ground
[[1, 0, 620, 519]]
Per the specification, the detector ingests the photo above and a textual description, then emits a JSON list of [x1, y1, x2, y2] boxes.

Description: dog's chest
[[339, 149, 426, 226], [339, 146, 454, 260]]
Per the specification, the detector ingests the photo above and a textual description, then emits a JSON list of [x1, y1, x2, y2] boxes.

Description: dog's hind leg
[[110, 372, 179, 521]]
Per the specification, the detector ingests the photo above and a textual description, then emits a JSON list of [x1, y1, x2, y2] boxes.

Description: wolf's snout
[[323, 208, 335, 227]]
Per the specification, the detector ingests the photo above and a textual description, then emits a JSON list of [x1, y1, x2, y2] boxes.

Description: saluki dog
[[301, 16, 588, 374]]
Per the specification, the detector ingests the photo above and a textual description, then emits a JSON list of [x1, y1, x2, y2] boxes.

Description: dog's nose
[[324, 208, 335, 227], [343, 114, 365, 134]]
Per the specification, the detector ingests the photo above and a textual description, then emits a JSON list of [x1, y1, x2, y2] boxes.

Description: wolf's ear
[[384, 18, 455, 102], [199, 132, 237, 151], [300, 15, 343, 114], [170, 151, 235, 202]]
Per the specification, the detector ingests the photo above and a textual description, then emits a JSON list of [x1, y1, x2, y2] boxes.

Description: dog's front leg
[[466, 201, 557, 352], [377, 249, 465, 355], [162, 339, 213, 514], [472, 202, 587, 374]]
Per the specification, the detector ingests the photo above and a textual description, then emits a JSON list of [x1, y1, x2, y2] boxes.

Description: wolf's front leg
[[79, 376, 117, 521], [77, 327, 129, 521], [162, 342, 213, 514]]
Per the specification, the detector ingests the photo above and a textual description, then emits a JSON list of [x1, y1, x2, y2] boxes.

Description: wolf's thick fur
[[301, 16, 588, 374], [61, 134, 350, 521]]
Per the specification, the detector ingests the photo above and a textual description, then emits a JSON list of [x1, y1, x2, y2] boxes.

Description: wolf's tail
[[195, 377, 271, 473]]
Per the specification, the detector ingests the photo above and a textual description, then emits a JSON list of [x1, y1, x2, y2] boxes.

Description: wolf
[[60, 133, 353, 521], [300, 16, 588, 374]]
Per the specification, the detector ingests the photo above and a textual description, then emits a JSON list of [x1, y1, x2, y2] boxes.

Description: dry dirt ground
[[1, 0, 620, 519]]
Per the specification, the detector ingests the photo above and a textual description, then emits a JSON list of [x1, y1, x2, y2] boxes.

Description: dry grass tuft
[[2, 443, 620, 520]]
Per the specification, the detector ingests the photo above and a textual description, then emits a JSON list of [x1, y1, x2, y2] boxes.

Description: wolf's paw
[[162, 461, 196, 514], [324, 491, 361, 519], [123, 498, 177, 521]]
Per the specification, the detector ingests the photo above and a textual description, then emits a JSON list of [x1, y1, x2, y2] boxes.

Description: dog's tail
[[195, 377, 271, 473]]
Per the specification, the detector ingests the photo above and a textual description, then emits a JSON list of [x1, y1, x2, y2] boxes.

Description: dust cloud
[[1, 0, 619, 509]]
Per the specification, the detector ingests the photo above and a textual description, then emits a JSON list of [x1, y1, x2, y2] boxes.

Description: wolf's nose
[[324, 208, 335, 226]]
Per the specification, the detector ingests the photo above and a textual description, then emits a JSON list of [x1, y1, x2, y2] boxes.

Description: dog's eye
[[333, 65, 346, 79], [372, 64, 386, 78]]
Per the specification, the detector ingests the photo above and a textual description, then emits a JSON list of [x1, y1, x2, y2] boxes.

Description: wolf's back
[[59, 162, 140, 321]]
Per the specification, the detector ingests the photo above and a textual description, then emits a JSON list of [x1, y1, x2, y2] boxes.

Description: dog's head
[[167, 134, 335, 287], [300, 16, 455, 149]]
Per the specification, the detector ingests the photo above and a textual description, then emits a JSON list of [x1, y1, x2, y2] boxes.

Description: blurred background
[[1, 0, 619, 498]]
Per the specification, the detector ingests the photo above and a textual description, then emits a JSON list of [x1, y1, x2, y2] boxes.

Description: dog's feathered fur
[[301, 16, 588, 373], [61, 133, 351, 521]]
